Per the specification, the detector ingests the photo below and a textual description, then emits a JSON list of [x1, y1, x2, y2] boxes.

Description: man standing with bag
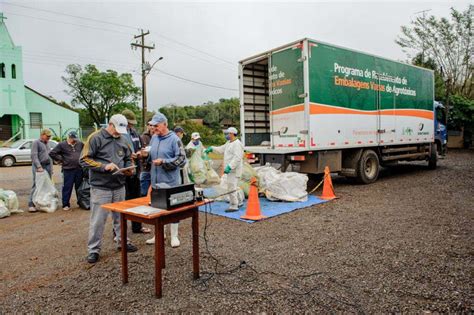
[[204, 127, 244, 212], [49, 131, 84, 211], [80, 114, 138, 264], [28, 129, 54, 213]]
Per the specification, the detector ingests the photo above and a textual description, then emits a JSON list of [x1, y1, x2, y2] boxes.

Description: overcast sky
[[1, 0, 470, 111]]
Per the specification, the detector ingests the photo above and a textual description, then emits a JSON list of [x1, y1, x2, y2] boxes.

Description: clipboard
[[112, 165, 136, 175]]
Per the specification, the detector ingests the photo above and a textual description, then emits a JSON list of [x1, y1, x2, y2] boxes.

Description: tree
[[396, 6, 473, 100], [62, 64, 141, 126]]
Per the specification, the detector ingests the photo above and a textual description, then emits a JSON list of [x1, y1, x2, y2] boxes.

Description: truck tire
[[356, 149, 380, 184], [1, 155, 15, 167], [428, 143, 437, 170]]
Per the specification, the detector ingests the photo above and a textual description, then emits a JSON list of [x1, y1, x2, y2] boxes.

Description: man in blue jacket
[[145, 113, 186, 247]]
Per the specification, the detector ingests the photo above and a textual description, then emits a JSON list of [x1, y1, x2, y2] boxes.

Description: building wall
[[0, 36, 28, 136], [24, 88, 79, 139]]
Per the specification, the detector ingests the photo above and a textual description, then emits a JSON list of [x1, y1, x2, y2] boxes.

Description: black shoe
[[225, 208, 238, 213], [87, 253, 99, 264], [117, 243, 138, 252]]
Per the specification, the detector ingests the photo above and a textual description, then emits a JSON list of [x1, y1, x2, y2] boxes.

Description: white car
[[0, 139, 58, 167]]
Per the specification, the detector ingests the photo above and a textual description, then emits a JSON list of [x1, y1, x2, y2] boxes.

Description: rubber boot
[[170, 223, 180, 248], [145, 226, 167, 245]]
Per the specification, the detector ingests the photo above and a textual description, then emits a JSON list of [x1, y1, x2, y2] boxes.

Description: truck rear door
[[270, 42, 307, 148]]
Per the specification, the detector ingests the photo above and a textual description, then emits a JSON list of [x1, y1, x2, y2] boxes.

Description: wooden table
[[102, 196, 209, 298]]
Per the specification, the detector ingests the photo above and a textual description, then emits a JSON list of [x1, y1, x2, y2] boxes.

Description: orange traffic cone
[[320, 166, 336, 200], [241, 177, 267, 221]]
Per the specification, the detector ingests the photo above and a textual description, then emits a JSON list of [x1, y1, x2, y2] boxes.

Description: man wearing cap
[[80, 114, 138, 264], [121, 109, 151, 234], [28, 129, 54, 212], [204, 127, 244, 212], [144, 113, 186, 247], [49, 131, 84, 211], [173, 126, 185, 140]]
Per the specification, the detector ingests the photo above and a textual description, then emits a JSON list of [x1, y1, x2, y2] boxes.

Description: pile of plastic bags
[[32, 171, 59, 213], [0, 189, 21, 218], [255, 165, 308, 202], [188, 151, 220, 186]]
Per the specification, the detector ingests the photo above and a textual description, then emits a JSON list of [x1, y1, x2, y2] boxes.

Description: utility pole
[[131, 30, 155, 131]]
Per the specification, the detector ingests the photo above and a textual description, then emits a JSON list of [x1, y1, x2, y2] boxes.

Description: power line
[[2, 2, 137, 30], [5, 10, 236, 71], [3, 11, 134, 36], [2, 2, 236, 65], [150, 70, 238, 91]]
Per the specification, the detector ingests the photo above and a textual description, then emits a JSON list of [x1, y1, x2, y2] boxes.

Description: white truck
[[239, 38, 439, 183]]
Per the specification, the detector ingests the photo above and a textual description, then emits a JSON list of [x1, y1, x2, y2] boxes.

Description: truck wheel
[[356, 150, 380, 184], [1, 155, 15, 167], [428, 143, 437, 170]]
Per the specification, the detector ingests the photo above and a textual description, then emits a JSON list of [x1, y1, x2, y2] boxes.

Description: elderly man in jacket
[[145, 113, 186, 247], [80, 114, 138, 264], [204, 127, 244, 212], [49, 131, 84, 211]]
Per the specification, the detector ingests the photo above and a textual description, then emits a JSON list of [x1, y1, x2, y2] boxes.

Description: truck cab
[[434, 101, 447, 156]]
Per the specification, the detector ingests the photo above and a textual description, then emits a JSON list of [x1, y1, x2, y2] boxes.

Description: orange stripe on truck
[[270, 103, 433, 120]]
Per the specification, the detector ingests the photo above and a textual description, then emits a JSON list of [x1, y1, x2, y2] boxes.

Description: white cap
[[191, 132, 201, 140], [225, 127, 238, 135], [109, 114, 128, 134]]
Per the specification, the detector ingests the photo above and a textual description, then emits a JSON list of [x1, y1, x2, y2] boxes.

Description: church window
[[11, 64, 16, 79], [0, 63, 5, 78], [30, 113, 43, 129]]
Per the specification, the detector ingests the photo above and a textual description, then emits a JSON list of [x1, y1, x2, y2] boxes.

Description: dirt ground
[[0, 150, 473, 313]]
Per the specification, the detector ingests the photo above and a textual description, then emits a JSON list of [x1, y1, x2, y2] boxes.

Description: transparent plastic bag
[[32, 172, 59, 213], [189, 151, 207, 184], [255, 165, 308, 202], [203, 155, 220, 186], [0, 200, 9, 219], [0, 189, 19, 212], [238, 161, 258, 197]]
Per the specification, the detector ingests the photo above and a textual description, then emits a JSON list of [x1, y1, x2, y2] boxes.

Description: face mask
[[193, 140, 200, 146], [225, 134, 231, 141]]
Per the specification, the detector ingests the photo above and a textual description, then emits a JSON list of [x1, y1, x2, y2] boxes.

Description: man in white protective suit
[[204, 127, 244, 212]]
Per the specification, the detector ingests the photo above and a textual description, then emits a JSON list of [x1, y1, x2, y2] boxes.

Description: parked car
[[0, 139, 58, 167]]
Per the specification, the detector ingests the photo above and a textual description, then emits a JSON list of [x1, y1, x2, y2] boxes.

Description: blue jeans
[[28, 163, 52, 207], [140, 171, 151, 197], [62, 168, 83, 208]]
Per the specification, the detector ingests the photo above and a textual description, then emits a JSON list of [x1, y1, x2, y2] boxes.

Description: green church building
[[0, 13, 79, 141]]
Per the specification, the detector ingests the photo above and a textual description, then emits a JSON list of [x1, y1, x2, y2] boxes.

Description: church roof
[[0, 13, 15, 49], [25, 86, 78, 113]]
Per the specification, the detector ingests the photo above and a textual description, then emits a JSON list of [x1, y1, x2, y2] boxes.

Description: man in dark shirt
[[28, 129, 53, 212], [121, 109, 151, 234], [80, 114, 138, 264], [49, 131, 84, 211], [139, 122, 154, 196]]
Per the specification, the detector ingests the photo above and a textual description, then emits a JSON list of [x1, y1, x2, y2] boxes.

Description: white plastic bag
[[32, 172, 59, 213], [0, 200, 9, 219], [0, 189, 19, 212], [210, 174, 245, 204], [255, 165, 308, 202]]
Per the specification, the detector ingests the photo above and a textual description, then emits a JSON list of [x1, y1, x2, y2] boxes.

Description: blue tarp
[[198, 195, 329, 223]]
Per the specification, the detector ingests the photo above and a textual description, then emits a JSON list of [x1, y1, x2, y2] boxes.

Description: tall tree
[[396, 5, 473, 100], [62, 64, 141, 126]]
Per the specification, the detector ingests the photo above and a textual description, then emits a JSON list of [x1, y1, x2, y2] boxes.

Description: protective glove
[[224, 165, 232, 174], [204, 147, 213, 154]]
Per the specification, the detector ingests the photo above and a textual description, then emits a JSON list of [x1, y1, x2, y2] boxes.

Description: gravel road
[[0, 150, 472, 313]]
